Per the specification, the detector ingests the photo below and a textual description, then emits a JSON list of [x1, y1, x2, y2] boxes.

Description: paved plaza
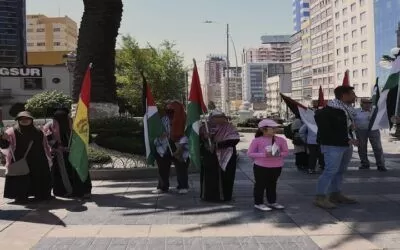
[[0, 133, 400, 249]]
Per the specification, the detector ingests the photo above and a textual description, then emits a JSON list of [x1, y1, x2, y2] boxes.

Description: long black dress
[[200, 139, 239, 202], [47, 120, 92, 198], [0, 125, 52, 201]]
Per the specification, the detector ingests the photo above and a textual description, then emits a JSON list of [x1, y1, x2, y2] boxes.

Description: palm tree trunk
[[72, 0, 123, 117]]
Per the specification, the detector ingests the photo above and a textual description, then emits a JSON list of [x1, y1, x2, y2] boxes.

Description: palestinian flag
[[185, 60, 207, 169], [342, 69, 350, 86], [142, 72, 164, 165], [69, 64, 92, 182], [318, 86, 325, 108], [371, 57, 400, 130], [368, 78, 380, 131], [280, 93, 318, 134]]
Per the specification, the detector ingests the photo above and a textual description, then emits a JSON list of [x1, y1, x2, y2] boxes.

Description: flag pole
[[192, 59, 212, 149]]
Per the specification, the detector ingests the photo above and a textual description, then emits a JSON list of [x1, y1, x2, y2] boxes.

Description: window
[[23, 78, 43, 90], [353, 56, 358, 64], [27, 42, 34, 46], [361, 40, 367, 49], [360, 12, 366, 21], [337, 48, 341, 55], [344, 46, 349, 53], [36, 28, 45, 32], [351, 16, 357, 25], [344, 33, 348, 41], [344, 59, 349, 66], [362, 54, 367, 63], [53, 28, 61, 32], [351, 3, 356, 11], [362, 83, 368, 91], [337, 61, 342, 68], [359, 0, 365, 6], [336, 36, 341, 44], [342, 7, 348, 16], [352, 29, 357, 38], [335, 0, 339, 7], [336, 24, 340, 31], [36, 42, 45, 46], [353, 70, 358, 78], [338, 73, 343, 80], [354, 84, 359, 91], [53, 42, 61, 46], [361, 25, 367, 35], [335, 12, 340, 19], [27, 28, 33, 32], [343, 20, 348, 28], [362, 68, 368, 77], [352, 43, 357, 51]]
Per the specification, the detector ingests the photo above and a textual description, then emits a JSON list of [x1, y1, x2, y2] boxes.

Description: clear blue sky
[[26, 0, 292, 70]]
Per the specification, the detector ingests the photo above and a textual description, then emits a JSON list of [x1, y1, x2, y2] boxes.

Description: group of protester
[[0, 108, 91, 204]]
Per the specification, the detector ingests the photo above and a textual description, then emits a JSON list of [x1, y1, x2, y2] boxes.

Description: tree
[[25, 91, 72, 118], [73, 0, 123, 104], [115, 35, 186, 115]]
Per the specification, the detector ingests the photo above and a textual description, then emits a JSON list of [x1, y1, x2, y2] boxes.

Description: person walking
[[354, 98, 387, 172], [248, 119, 289, 211], [299, 123, 325, 174], [0, 111, 53, 204], [314, 86, 358, 209]]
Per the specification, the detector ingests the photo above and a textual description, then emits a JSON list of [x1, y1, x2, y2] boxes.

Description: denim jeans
[[356, 129, 385, 168], [316, 145, 353, 195]]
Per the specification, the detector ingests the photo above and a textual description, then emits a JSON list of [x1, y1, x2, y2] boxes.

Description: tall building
[[310, 0, 335, 100], [242, 62, 291, 104], [290, 31, 303, 102], [242, 35, 291, 64], [333, 0, 375, 99], [0, 0, 26, 66], [26, 15, 78, 52], [301, 20, 313, 102], [374, 0, 400, 83], [221, 67, 242, 113], [204, 55, 226, 110], [266, 74, 292, 117], [293, 0, 311, 32]]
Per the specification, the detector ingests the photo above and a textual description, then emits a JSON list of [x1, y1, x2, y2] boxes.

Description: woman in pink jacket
[[247, 119, 289, 211]]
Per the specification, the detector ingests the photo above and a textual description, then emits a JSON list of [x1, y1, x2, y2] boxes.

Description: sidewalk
[[0, 134, 399, 249]]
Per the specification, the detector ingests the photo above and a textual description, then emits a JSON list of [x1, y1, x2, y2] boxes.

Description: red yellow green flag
[[69, 63, 92, 182]]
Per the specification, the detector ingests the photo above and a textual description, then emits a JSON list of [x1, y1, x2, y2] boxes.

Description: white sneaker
[[178, 189, 188, 194], [268, 203, 285, 210], [254, 204, 272, 211]]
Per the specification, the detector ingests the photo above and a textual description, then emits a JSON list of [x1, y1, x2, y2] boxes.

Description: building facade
[[301, 20, 313, 103], [266, 74, 292, 116], [221, 67, 242, 113], [374, 0, 400, 84], [243, 35, 291, 64], [204, 55, 226, 110], [0, 65, 72, 119], [27, 50, 70, 65], [333, 0, 375, 99], [26, 15, 78, 52], [293, 0, 311, 32], [291, 31, 303, 102], [0, 0, 26, 66]]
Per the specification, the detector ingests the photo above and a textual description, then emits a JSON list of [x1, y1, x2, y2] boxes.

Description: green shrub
[[90, 117, 143, 136], [94, 134, 145, 155], [25, 91, 72, 118], [237, 118, 262, 128], [88, 147, 112, 165]]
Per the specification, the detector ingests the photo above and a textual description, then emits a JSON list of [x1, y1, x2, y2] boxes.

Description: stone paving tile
[[33, 236, 321, 250]]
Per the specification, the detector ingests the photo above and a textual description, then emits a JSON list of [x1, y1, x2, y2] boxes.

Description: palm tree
[[73, 0, 123, 106]]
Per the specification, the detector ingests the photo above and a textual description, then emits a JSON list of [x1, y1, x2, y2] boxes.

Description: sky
[[26, 0, 293, 76]]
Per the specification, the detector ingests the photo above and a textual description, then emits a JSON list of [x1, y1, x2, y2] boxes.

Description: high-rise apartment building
[[301, 20, 313, 101], [0, 0, 26, 66], [310, 0, 335, 100], [374, 0, 400, 83], [221, 67, 242, 113], [291, 31, 303, 102], [26, 15, 78, 52], [293, 0, 311, 32], [204, 55, 226, 110], [242, 35, 291, 64], [333, 0, 375, 99]]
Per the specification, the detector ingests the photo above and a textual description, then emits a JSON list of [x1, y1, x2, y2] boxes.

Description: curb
[[0, 166, 199, 180]]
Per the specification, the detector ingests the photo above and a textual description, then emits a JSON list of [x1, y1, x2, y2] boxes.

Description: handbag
[[6, 141, 33, 176]]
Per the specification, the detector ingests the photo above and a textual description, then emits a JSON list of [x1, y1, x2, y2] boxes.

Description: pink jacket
[[0, 127, 52, 169], [247, 135, 289, 168]]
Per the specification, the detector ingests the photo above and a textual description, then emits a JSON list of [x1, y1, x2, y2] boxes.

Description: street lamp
[[63, 51, 77, 73]]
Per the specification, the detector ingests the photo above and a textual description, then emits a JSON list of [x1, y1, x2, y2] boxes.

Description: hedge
[[94, 134, 145, 155], [88, 147, 112, 165], [90, 117, 142, 136]]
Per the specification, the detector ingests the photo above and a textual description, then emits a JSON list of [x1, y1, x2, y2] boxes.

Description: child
[[247, 119, 289, 211]]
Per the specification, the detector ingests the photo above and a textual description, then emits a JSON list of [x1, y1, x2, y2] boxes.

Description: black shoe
[[378, 167, 388, 172], [308, 169, 317, 174], [14, 198, 29, 205], [359, 166, 370, 170]]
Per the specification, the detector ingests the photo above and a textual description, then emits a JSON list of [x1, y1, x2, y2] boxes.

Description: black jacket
[[315, 106, 352, 147]]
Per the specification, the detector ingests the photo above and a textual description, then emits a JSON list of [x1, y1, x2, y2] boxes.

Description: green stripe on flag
[[186, 102, 201, 169], [69, 130, 89, 182]]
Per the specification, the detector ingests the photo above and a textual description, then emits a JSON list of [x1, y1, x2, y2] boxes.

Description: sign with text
[[0, 67, 42, 77]]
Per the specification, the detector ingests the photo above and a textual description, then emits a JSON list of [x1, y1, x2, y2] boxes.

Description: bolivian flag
[[69, 64, 92, 182]]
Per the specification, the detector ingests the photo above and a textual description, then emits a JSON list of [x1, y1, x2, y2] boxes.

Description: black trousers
[[253, 165, 282, 205], [295, 152, 308, 169], [155, 152, 189, 191], [307, 144, 325, 171]]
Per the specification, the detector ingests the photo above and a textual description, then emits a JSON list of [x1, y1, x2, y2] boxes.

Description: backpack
[[283, 123, 294, 139]]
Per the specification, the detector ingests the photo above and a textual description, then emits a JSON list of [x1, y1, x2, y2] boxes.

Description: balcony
[[0, 89, 12, 99]]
